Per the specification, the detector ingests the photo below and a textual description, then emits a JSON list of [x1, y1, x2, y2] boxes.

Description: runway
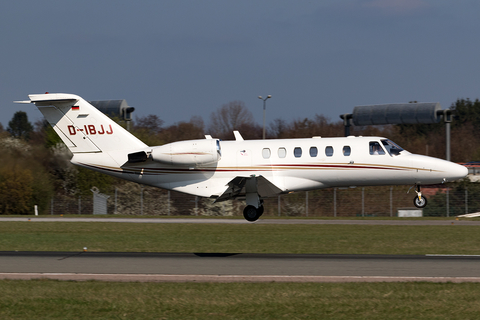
[[2, 217, 480, 283], [1, 251, 480, 283]]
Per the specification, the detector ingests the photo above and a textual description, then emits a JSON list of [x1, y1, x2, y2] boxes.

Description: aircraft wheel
[[257, 205, 264, 217], [243, 205, 260, 222], [413, 195, 427, 208]]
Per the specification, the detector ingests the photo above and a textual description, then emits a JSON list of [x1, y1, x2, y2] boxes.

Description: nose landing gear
[[411, 184, 428, 208]]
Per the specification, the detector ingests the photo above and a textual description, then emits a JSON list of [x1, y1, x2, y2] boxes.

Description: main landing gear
[[243, 204, 264, 222], [242, 176, 265, 222], [412, 185, 427, 208]]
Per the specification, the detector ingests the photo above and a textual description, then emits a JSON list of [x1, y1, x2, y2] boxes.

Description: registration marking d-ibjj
[[67, 125, 113, 135]]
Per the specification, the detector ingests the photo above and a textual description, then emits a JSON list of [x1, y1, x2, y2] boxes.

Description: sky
[[1, 0, 480, 132]]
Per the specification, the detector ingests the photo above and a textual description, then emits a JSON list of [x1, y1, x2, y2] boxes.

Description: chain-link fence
[[45, 181, 480, 218]]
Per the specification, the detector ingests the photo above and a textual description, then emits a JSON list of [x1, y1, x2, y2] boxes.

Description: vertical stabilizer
[[25, 93, 147, 153]]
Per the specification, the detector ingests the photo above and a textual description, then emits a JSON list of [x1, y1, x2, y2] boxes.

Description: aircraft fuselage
[[72, 135, 467, 199]]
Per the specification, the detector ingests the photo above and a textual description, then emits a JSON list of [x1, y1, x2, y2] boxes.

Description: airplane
[[16, 93, 468, 221]]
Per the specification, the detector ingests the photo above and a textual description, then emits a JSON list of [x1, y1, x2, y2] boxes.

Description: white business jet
[[16, 93, 468, 221]]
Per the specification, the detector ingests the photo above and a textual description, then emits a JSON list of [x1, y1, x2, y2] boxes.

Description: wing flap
[[215, 175, 283, 202]]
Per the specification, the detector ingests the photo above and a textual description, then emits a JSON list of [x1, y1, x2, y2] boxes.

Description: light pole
[[258, 95, 271, 139]]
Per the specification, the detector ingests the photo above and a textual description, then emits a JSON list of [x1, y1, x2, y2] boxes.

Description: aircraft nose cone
[[446, 162, 468, 181]]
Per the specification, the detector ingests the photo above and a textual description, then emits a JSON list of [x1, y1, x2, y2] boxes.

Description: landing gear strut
[[243, 177, 264, 222], [412, 185, 427, 208]]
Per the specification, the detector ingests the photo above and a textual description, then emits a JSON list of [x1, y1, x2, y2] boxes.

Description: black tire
[[243, 205, 260, 222], [413, 196, 427, 208], [257, 205, 264, 217]]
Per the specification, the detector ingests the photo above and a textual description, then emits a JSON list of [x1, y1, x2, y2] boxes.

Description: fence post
[[334, 188, 337, 217], [278, 195, 281, 216], [306, 191, 309, 217], [362, 187, 365, 217], [51, 197, 53, 215], [465, 187, 468, 215], [195, 196, 198, 216], [390, 186, 393, 217], [168, 191, 171, 216], [446, 186, 450, 217], [78, 195, 81, 215], [114, 187, 117, 215], [140, 185, 144, 215]]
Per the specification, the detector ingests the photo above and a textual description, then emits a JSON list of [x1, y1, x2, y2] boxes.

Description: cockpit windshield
[[381, 139, 404, 156]]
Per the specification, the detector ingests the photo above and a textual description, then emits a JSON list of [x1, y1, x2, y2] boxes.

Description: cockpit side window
[[369, 141, 386, 155], [381, 139, 404, 156]]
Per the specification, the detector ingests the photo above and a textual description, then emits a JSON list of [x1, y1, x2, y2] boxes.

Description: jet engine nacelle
[[151, 139, 221, 166]]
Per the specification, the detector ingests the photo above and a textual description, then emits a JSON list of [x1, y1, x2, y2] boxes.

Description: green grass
[[2, 220, 480, 319], [1, 221, 480, 255], [1, 280, 480, 319]]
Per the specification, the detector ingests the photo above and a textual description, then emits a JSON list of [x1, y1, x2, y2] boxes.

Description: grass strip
[[1, 280, 480, 319], [1, 222, 480, 255]]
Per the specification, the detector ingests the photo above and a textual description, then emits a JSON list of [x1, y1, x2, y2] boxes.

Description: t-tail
[[17, 93, 147, 154], [15, 93, 148, 179]]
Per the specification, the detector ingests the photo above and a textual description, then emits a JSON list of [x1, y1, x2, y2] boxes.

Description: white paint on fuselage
[[72, 136, 468, 199]]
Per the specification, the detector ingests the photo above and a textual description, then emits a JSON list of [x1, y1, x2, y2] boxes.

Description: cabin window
[[343, 146, 351, 156], [294, 147, 302, 158], [278, 147, 287, 158], [310, 147, 318, 157], [369, 141, 386, 155], [325, 146, 334, 157], [262, 148, 271, 159]]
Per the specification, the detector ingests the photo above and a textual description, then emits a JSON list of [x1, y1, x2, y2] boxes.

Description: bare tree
[[132, 115, 165, 146], [269, 118, 290, 139], [208, 101, 255, 139], [134, 114, 164, 133], [160, 116, 205, 143]]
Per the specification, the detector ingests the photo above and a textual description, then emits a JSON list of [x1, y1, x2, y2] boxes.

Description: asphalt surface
[[1, 251, 480, 283], [1, 217, 480, 283]]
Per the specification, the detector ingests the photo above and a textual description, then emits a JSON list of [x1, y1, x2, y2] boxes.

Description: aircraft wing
[[214, 175, 283, 202]]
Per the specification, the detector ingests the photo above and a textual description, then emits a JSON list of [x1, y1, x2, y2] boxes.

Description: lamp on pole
[[258, 95, 271, 139]]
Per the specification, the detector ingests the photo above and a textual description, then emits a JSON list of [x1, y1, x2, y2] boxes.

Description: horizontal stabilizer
[[14, 100, 33, 104]]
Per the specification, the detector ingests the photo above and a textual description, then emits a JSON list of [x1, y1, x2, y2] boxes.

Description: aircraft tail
[[22, 93, 147, 153]]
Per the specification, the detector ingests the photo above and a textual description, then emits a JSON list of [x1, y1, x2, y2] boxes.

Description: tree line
[[1, 98, 479, 214]]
